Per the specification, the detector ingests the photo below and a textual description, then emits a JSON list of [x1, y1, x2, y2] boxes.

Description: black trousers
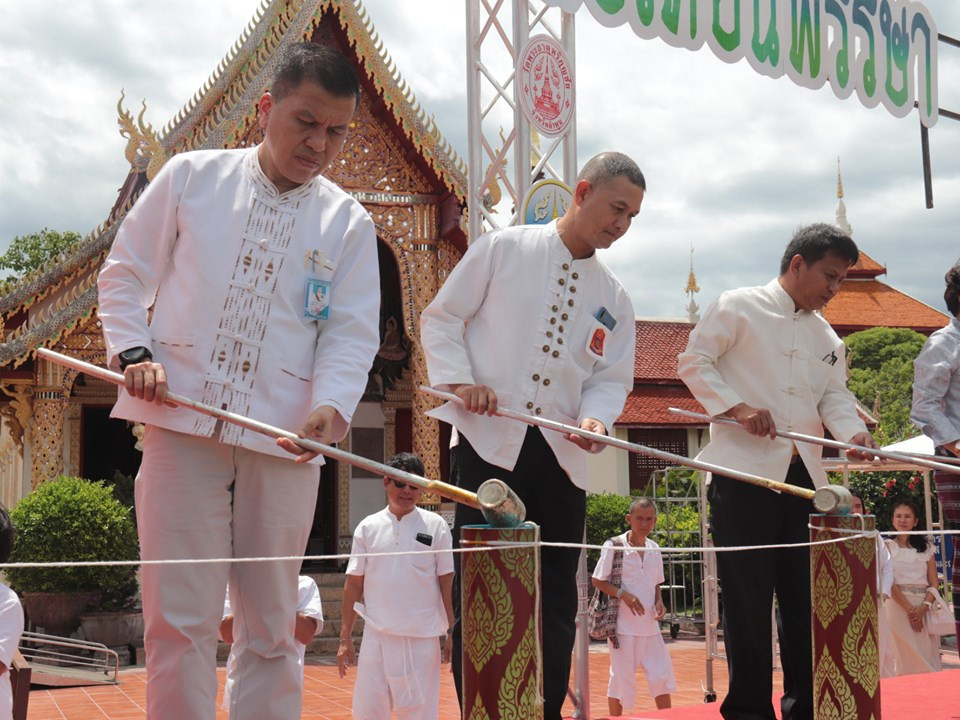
[[709, 462, 815, 720], [450, 427, 586, 720]]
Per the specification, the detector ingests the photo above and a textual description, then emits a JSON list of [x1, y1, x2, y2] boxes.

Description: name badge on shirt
[[304, 275, 331, 320], [587, 325, 607, 358], [586, 306, 615, 358]]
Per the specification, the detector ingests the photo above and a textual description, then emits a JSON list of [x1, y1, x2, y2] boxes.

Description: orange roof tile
[[633, 320, 693, 382], [617, 386, 706, 426], [823, 279, 948, 334], [616, 385, 877, 428], [847, 250, 886, 279]]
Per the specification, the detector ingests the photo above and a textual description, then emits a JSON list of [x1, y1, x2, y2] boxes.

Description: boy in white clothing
[[220, 575, 323, 712], [0, 508, 23, 720], [591, 497, 675, 715]]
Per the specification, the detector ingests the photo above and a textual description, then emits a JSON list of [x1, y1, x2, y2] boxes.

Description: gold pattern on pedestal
[[849, 530, 876, 569], [464, 550, 513, 671], [466, 695, 493, 720], [501, 531, 537, 596], [813, 531, 853, 629], [841, 591, 880, 696], [813, 646, 858, 720], [498, 614, 540, 720]]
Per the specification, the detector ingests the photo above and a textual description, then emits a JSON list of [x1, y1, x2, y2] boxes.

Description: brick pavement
[[24, 638, 959, 719]]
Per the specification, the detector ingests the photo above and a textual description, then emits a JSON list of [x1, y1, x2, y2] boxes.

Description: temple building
[[0, 0, 468, 561], [822, 162, 948, 336]]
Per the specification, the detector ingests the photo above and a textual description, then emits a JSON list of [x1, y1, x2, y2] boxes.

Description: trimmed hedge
[[6, 476, 139, 604]]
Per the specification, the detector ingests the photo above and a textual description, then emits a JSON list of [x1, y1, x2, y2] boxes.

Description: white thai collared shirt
[[592, 533, 664, 637], [0, 584, 22, 720], [678, 278, 866, 487], [98, 147, 381, 458], [420, 221, 636, 490], [346, 506, 454, 638], [911, 317, 960, 448]]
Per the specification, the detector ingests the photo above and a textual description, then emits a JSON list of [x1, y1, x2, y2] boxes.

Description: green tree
[[845, 327, 927, 444], [0, 228, 81, 282], [848, 470, 938, 533], [585, 492, 633, 572]]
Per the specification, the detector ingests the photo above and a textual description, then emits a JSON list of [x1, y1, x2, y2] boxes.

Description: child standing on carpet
[[591, 497, 675, 715], [0, 507, 24, 720]]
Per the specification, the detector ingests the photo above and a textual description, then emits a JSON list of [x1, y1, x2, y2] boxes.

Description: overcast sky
[[1, 1, 958, 319]]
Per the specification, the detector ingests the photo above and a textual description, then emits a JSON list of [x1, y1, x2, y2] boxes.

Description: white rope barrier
[[2, 528, 954, 570]]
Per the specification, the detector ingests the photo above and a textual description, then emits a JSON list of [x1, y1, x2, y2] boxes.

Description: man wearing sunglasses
[[337, 453, 454, 720]]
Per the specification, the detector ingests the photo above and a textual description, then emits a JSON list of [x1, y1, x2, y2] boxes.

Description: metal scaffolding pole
[[465, 0, 577, 242]]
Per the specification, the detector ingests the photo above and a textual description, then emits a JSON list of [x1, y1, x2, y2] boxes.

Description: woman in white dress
[[883, 497, 942, 675]]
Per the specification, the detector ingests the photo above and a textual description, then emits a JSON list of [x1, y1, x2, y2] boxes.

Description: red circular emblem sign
[[519, 35, 575, 137]]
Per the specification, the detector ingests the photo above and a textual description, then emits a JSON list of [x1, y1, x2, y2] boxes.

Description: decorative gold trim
[[337, 430, 352, 549]]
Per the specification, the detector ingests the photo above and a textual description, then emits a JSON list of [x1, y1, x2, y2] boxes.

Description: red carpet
[[618, 669, 960, 719]]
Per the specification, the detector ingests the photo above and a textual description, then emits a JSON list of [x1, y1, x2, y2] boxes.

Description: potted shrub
[[6, 476, 140, 637], [78, 573, 144, 647]]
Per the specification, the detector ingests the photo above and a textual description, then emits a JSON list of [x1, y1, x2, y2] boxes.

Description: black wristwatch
[[119, 346, 153, 370]]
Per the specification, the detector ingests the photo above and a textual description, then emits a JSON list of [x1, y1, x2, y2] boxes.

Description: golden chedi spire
[[836, 157, 852, 237], [685, 244, 700, 323]]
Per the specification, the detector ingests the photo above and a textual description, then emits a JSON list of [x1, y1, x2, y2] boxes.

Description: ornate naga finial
[[482, 128, 510, 212], [117, 90, 167, 181]]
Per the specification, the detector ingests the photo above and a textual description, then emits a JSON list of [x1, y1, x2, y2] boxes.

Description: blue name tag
[[304, 276, 331, 320]]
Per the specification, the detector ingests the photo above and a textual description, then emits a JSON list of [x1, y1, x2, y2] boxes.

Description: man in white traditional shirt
[[97, 43, 380, 720], [678, 223, 879, 720], [591, 497, 675, 715], [910, 259, 960, 641], [220, 575, 323, 709], [0, 508, 23, 720], [420, 152, 642, 719], [337, 453, 454, 720]]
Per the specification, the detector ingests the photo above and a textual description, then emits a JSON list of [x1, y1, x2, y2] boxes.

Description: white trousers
[[606, 633, 677, 710], [353, 626, 441, 720], [136, 426, 319, 720]]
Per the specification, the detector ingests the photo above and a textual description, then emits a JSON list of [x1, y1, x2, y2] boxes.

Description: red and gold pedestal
[[810, 513, 881, 720], [461, 523, 543, 720]]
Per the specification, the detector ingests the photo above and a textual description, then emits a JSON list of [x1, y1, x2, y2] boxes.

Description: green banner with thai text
[[545, 0, 939, 126]]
